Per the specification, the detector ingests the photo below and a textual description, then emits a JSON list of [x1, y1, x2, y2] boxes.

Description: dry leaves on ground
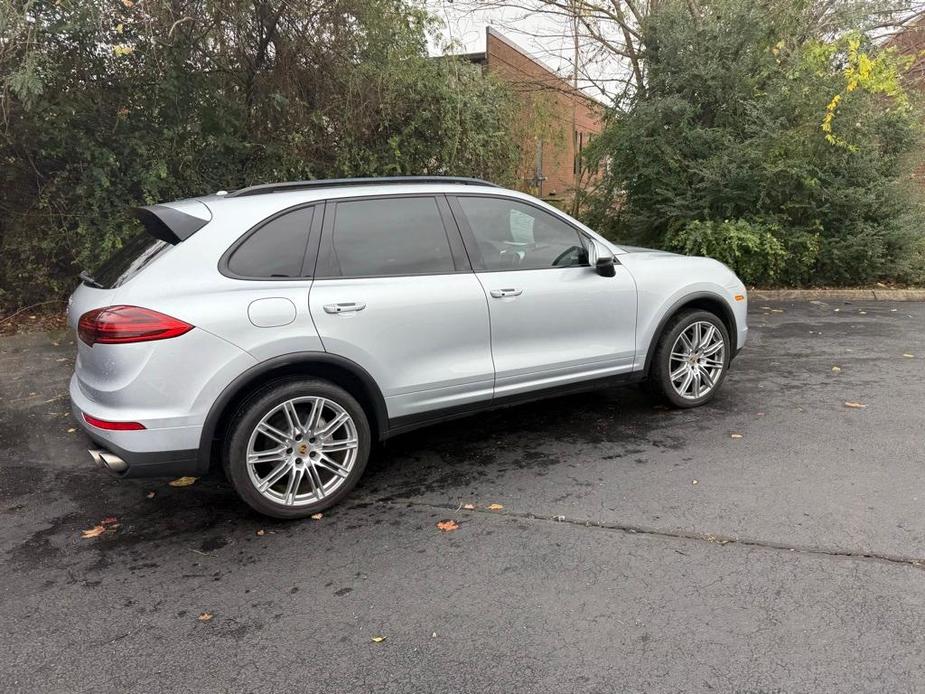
[[310, 513, 323, 520], [831, 366, 841, 373], [486, 503, 504, 511], [80, 516, 120, 539], [730, 433, 743, 439], [168, 476, 198, 487], [844, 401, 867, 409], [902, 353, 915, 358], [371, 636, 386, 643], [198, 612, 213, 622], [462, 503, 475, 510], [436, 519, 459, 532]]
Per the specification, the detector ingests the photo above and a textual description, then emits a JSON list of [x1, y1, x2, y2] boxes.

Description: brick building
[[462, 28, 604, 202]]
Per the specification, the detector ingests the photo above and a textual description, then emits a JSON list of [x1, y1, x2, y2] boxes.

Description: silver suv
[[68, 177, 748, 518]]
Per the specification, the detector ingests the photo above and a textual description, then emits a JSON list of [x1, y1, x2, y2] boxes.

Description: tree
[[0, 0, 520, 308], [582, 0, 925, 285]]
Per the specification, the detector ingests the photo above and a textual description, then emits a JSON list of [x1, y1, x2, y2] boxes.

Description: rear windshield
[[90, 230, 170, 288]]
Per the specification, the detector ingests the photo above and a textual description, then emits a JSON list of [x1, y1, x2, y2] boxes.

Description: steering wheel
[[552, 245, 585, 267]]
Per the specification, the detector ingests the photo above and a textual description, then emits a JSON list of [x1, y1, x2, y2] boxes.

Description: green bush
[[665, 220, 788, 286], [584, 0, 925, 287], [0, 0, 520, 310]]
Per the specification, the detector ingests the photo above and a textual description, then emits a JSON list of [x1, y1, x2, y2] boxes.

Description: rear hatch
[[67, 199, 211, 329], [68, 199, 212, 405]]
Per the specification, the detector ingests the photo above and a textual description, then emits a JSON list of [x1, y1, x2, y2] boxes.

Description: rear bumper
[[71, 383, 207, 479], [86, 437, 203, 478]]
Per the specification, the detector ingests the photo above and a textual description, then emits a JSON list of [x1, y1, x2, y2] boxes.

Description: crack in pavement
[[370, 496, 925, 571]]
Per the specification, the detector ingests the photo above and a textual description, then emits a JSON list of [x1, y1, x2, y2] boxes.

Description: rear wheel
[[650, 309, 730, 408], [224, 378, 370, 519]]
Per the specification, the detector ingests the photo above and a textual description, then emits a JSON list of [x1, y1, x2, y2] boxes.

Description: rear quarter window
[[226, 206, 315, 278]]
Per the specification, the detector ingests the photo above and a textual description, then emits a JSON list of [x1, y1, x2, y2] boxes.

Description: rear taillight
[[78, 305, 193, 346]]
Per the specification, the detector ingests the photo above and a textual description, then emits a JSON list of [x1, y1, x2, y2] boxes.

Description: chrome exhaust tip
[[89, 448, 129, 474]]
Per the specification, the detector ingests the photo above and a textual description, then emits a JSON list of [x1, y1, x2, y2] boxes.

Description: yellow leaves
[[168, 476, 197, 487], [436, 519, 459, 532], [371, 636, 386, 643], [486, 503, 504, 511], [831, 366, 842, 373], [816, 33, 911, 149], [112, 44, 134, 57]]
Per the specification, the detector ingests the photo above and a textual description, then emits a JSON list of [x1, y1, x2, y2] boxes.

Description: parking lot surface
[[1, 300, 924, 693]]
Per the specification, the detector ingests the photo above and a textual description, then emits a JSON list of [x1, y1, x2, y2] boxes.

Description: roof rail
[[224, 176, 499, 198]]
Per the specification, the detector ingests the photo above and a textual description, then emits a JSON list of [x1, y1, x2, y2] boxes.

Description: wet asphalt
[[1, 300, 924, 693]]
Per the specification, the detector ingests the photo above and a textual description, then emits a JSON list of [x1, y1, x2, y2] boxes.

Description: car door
[[449, 194, 637, 399], [309, 194, 494, 419]]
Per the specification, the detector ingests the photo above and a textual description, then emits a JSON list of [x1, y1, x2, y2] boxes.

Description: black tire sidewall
[[224, 378, 371, 519], [652, 310, 731, 408]]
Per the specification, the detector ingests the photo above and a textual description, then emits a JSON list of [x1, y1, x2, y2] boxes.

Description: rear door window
[[329, 197, 455, 277], [226, 206, 315, 278]]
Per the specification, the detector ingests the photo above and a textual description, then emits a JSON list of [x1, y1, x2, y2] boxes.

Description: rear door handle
[[323, 302, 366, 314], [489, 288, 523, 298]]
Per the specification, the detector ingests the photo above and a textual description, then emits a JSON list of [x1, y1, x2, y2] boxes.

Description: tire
[[650, 309, 731, 409], [223, 378, 371, 519]]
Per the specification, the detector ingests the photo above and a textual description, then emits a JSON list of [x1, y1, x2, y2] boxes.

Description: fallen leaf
[[371, 636, 386, 643], [168, 476, 198, 487], [486, 503, 504, 511], [256, 529, 265, 536], [81, 525, 106, 539], [831, 366, 841, 373], [902, 353, 915, 358], [67, 428, 76, 433], [859, 311, 867, 315], [462, 503, 475, 510], [436, 519, 459, 532], [844, 401, 867, 409], [310, 513, 323, 520], [198, 611, 213, 622], [146, 491, 156, 499], [730, 433, 743, 439], [692, 479, 699, 485]]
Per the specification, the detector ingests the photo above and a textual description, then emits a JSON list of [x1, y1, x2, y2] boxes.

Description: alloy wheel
[[668, 321, 726, 400], [245, 396, 359, 507]]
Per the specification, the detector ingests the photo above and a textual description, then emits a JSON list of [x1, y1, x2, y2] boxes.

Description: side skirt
[[384, 370, 645, 439]]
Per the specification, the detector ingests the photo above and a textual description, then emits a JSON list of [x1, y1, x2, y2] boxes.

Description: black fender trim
[[197, 352, 390, 469], [642, 292, 738, 375]]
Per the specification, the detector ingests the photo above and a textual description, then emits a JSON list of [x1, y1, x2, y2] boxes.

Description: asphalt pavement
[[1, 299, 924, 693]]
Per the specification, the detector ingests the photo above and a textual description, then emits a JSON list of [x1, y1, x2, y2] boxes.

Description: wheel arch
[[643, 292, 737, 375], [198, 352, 389, 470]]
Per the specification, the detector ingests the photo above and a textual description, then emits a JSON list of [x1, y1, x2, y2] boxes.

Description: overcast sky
[[423, 0, 616, 100]]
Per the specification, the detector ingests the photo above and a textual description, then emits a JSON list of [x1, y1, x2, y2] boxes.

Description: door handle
[[323, 302, 366, 314], [489, 288, 523, 298]]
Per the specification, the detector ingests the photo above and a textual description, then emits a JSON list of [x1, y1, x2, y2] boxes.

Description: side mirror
[[595, 254, 616, 277], [588, 240, 616, 277]]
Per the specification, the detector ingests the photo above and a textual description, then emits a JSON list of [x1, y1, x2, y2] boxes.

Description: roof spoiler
[[134, 201, 211, 244]]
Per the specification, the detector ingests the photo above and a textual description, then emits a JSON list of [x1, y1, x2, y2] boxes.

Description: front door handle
[[489, 288, 523, 299], [323, 302, 366, 314]]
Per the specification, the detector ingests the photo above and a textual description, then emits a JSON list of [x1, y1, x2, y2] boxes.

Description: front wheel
[[650, 309, 730, 408], [224, 378, 370, 519]]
